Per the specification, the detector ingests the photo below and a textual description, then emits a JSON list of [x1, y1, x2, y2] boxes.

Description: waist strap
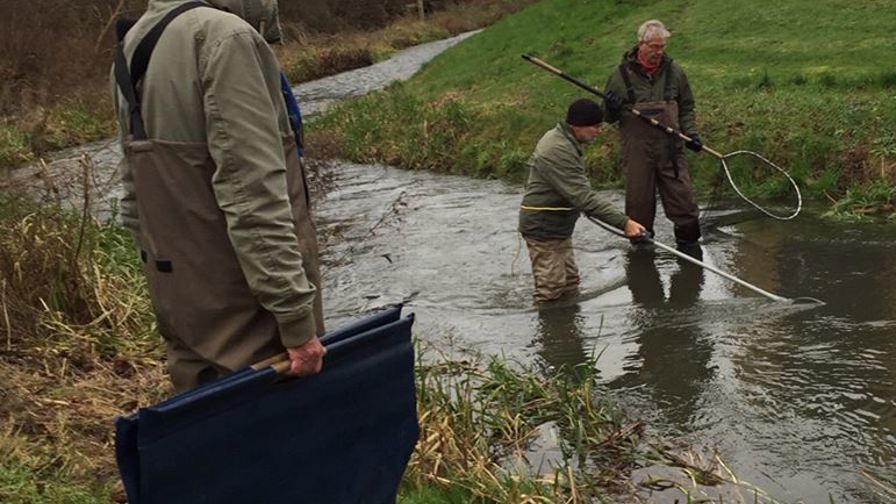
[[520, 205, 574, 211]]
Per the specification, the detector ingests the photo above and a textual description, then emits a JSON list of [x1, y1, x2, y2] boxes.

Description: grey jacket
[[112, 0, 319, 347]]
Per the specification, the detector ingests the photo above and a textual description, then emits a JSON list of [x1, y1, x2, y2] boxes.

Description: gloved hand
[[685, 134, 703, 152], [604, 90, 624, 114]]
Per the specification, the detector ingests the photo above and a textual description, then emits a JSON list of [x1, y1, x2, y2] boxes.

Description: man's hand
[[685, 134, 703, 152], [286, 336, 326, 376], [604, 90, 624, 114], [623, 218, 647, 238]]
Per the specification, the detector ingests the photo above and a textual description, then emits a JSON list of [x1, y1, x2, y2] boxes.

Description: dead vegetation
[[0, 173, 169, 499]]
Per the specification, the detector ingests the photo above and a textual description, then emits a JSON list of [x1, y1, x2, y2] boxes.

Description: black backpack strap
[[116, 17, 138, 42], [663, 57, 675, 101], [114, 2, 209, 139], [115, 41, 146, 138], [618, 64, 637, 104]]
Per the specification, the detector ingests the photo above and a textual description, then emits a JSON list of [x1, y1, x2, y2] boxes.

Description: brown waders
[[127, 137, 323, 392], [523, 236, 580, 304], [620, 100, 701, 244]]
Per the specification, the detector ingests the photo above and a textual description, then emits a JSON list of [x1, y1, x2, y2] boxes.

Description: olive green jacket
[[112, 0, 319, 347], [518, 123, 628, 239], [603, 46, 697, 136]]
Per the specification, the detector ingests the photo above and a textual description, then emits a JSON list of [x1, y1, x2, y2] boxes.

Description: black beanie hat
[[566, 98, 603, 126]]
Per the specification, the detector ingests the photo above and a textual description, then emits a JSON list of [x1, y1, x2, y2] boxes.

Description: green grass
[[0, 100, 114, 170], [0, 122, 33, 167], [1, 0, 535, 171], [825, 180, 896, 221], [0, 463, 112, 504], [312, 0, 896, 213], [399, 485, 482, 504]]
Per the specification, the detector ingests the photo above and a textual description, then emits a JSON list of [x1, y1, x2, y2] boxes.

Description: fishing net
[[717, 150, 802, 220]]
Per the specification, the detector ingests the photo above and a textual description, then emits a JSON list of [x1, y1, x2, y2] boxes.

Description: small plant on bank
[[825, 181, 896, 221]]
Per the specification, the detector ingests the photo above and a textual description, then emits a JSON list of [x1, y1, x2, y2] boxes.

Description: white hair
[[638, 20, 671, 42]]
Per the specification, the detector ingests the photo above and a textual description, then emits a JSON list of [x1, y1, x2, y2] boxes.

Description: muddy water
[[9, 29, 895, 503], [316, 163, 896, 503]]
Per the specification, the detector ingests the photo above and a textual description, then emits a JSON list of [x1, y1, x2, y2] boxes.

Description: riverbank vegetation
[[0, 0, 534, 170], [309, 0, 896, 219], [0, 197, 780, 503]]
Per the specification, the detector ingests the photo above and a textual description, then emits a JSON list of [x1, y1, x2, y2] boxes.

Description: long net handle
[[522, 53, 702, 146], [586, 216, 788, 302], [720, 151, 803, 220]]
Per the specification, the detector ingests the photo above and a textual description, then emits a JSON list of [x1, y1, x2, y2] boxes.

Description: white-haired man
[[603, 19, 703, 254]]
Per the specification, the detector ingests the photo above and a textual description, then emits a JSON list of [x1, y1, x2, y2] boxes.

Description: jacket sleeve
[[536, 147, 628, 229], [677, 68, 697, 136], [603, 69, 627, 125], [201, 31, 317, 348]]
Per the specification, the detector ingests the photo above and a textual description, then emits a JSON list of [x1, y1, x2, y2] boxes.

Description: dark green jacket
[[518, 123, 628, 239], [604, 46, 697, 136]]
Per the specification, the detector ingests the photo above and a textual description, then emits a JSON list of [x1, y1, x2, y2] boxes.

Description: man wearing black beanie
[[519, 98, 646, 304], [565, 98, 604, 129]]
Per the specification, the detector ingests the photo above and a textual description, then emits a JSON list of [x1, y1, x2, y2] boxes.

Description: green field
[[313, 0, 896, 217]]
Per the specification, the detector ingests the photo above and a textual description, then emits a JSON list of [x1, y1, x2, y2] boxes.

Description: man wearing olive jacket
[[112, 0, 324, 391], [603, 19, 703, 250], [519, 99, 646, 304]]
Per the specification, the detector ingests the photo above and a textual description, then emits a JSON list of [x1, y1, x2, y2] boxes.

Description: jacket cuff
[[612, 213, 629, 229], [276, 311, 318, 348]]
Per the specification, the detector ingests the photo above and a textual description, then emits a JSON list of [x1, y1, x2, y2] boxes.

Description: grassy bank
[[279, 0, 537, 83], [310, 0, 896, 218], [0, 199, 774, 503], [0, 0, 534, 171]]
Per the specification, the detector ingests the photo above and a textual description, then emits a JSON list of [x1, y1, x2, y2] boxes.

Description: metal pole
[[586, 216, 787, 302], [647, 238, 786, 302]]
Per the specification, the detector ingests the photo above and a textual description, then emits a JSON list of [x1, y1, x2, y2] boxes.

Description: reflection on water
[[295, 31, 480, 118], [534, 303, 588, 373], [611, 248, 716, 427]]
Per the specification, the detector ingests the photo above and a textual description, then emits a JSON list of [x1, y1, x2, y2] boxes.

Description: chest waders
[[114, 3, 323, 391], [618, 64, 701, 244]]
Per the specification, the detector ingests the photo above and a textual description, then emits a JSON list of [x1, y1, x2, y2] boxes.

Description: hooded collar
[[622, 45, 671, 78], [147, 0, 282, 42]]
